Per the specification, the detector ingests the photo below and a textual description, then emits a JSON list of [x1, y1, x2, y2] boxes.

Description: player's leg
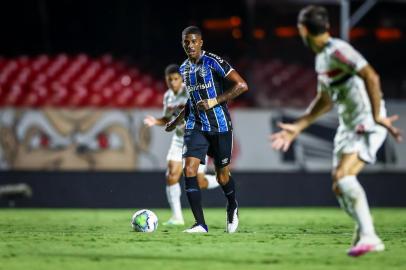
[[332, 153, 384, 256], [334, 157, 365, 246], [196, 157, 220, 190], [182, 130, 209, 233], [215, 165, 239, 233], [163, 136, 185, 226], [163, 160, 184, 225], [332, 153, 364, 243], [183, 156, 208, 232], [209, 131, 239, 233]]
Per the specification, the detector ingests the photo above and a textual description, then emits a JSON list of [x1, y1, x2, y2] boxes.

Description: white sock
[[337, 175, 376, 237], [336, 194, 356, 219], [166, 183, 183, 221], [205, 174, 220, 189]]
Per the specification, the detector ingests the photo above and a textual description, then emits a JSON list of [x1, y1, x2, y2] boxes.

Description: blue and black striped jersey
[[180, 51, 234, 133]]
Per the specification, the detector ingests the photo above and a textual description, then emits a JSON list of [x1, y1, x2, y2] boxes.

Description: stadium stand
[[0, 54, 166, 108], [248, 59, 317, 107], [0, 54, 321, 108]]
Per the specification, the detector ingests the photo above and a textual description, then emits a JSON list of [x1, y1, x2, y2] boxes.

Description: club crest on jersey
[[198, 66, 208, 77]]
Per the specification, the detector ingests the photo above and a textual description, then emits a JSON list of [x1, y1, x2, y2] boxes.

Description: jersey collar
[[188, 51, 206, 65]]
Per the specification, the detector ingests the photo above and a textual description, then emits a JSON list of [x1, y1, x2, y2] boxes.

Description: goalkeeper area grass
[[0, 208, 405, 270]]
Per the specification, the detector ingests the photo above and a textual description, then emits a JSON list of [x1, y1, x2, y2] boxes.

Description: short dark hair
[[182, 26, 202, 37], [165, 64, 180, 76], [298, 5, 329, 35]]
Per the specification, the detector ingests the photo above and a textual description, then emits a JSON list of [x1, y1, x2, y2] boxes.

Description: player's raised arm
[[358, 65, 402, 142], [270, 90, 333, 152]]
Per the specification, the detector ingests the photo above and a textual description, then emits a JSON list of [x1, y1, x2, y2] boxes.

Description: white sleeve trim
[[225, 68, 234, 77], [355, 59, 368, 72]]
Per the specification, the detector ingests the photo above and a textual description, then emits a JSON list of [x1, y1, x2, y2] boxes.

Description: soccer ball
[[131, 209, 158, 232]]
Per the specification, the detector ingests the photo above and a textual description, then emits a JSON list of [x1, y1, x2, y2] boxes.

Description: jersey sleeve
[[206, 52, 234, 78], [317, 76, 329, 93], [162, 91, 171, 118], [331, 43, 368, 73]]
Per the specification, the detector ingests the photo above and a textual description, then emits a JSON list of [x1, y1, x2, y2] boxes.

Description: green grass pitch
[[0, 208, 405, 270]]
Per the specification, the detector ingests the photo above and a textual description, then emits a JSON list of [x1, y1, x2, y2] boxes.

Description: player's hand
[[376, 115, 403, 142], [197, 98, 218, 111], [143, 115, 157, 127], [269, 122, 301, 152], [165, 118, 178, 132]]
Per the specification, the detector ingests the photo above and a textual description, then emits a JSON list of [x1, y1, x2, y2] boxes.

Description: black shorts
[[183, 129, 233, 168]]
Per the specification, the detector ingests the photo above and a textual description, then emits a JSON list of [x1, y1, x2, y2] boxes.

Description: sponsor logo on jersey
[[208, 53, 224, 63], [186, 81, 212, 92]]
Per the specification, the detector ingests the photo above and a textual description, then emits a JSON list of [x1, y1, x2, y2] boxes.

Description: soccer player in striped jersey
[[166, 26, 249, 233], [271, 5, 402, 256], [144, 64, 219, 226]]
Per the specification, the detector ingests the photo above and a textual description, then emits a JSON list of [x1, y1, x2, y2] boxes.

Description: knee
[[184, 164, 198, 177], [332, 167, 348, 183], [331, 167, 349, 195], [166, 171, 180, 185]]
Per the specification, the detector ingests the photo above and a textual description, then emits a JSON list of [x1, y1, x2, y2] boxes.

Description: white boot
[[337, 176, 384, 256]]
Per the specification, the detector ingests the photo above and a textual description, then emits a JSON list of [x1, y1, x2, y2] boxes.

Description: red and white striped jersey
[[162, 85, 188, 137], [315, 38, 386, 130]]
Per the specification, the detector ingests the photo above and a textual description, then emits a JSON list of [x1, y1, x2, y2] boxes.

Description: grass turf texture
[[0, 208, 405, 270]]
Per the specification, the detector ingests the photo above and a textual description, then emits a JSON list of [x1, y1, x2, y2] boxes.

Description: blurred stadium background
[[0, 0, 406, 208]]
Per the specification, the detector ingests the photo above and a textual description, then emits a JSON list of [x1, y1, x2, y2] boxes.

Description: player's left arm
[[218, 70, 249, 103], [358, 65, 402, 142], [196, 53, 248, 110], [196, 70, 248, 110]]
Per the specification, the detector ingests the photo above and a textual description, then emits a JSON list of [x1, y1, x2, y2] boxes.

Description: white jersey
[[316, 38, 386, 131], [162, 85, 188, 138], [316, 38, 388, 166]]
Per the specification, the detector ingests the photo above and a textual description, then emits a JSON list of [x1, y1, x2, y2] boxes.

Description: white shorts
[[333, 124, 387, 168], [166, 134, 206, 173]]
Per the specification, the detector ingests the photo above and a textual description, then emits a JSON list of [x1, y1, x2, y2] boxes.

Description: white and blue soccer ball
[[131, 209, 158, 232]]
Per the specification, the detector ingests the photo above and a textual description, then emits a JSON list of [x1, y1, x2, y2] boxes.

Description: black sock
[[221, 177, 237, 208], [184, 176, 206, 225]]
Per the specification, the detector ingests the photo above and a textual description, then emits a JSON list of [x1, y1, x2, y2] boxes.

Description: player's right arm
[[270, 90, 333, 152]]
